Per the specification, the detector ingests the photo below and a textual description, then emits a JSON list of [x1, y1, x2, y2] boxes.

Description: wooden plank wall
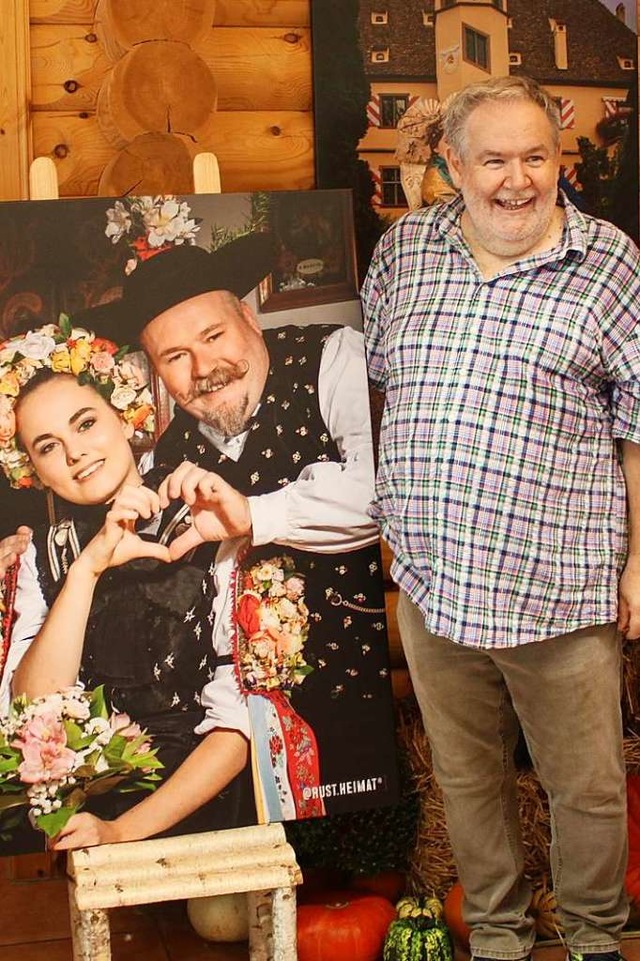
[[0, 0, 408, 690], [0, 0, 314, 199]]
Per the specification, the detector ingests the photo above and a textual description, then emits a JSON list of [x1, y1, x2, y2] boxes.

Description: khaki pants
[[397, 590, 628, 960]]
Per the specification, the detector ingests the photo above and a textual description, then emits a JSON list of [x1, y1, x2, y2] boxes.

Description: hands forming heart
[[158, 461, 253, 561], [81, 461, 253, 576]]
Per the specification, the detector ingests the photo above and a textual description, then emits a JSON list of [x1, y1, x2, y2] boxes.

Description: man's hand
[[158, 461, 252, 560], [76, 485, 171, 578], [0, 526, 32, 577], [618, 554, 640, 640]]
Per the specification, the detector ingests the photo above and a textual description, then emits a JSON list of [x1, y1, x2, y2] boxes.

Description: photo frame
[[257, 190, 358, 312], [0, 189, 401, 857]]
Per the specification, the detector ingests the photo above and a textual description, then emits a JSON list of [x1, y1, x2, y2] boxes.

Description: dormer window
[[618, 56, 635, 70], [371, 47, 390, 63], [423, 11, 434, 26], [371, 11, 388, 24], [509, 53, 522, 66]]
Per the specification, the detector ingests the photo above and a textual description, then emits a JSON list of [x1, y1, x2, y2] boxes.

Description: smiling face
[[16, 376, 140, 505], [140, 289, 270, 437], [444, 98, 562, 267]]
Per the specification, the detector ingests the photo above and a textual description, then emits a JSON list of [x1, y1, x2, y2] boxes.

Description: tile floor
[[1, 854, 640, 960]]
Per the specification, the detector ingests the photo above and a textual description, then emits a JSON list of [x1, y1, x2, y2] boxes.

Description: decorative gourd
[[529, 881, 563, 940], [297, 892, 396, 961], [442, 882, 471, 952], [383, 917, 453, 961], [396, 895, 444, 920], [186, 892, 249, 942]]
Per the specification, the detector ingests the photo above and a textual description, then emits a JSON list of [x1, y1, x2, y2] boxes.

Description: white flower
[[116, 361, 148, 389], [142, 199, 199, 248], [110, 386, 137, 410], [105, 200, 132, 244], [10, 331, 56, 362]]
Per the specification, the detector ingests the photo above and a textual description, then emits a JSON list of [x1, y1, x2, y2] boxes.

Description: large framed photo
[[0, 190, 399, 856]]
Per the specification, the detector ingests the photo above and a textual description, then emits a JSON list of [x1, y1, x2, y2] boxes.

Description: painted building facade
[[358, 0, 637, 216]]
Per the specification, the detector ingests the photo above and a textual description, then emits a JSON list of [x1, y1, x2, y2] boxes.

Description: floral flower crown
[[0, 315, 155, 490]]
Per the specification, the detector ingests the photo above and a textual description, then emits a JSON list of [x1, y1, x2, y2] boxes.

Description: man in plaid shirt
[[362, 75, 640, 961]]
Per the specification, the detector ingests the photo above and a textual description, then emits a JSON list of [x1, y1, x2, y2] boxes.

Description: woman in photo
[[0, 320, 254, 851]]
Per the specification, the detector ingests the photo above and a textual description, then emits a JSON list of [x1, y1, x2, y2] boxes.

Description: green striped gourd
[[383, 917, 453, 961]]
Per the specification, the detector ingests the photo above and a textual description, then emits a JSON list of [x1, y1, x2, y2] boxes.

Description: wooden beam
[[32, 110, 314, 195], [30, 25, 312, 113], [0, 0, 32, 200]]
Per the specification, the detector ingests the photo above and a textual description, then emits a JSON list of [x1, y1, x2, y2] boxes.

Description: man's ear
[[240, 301, 263, 338], [443, 141, 464, 189]]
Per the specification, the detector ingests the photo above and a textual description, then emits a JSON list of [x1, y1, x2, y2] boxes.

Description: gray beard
[[197, 393, 252, 438]]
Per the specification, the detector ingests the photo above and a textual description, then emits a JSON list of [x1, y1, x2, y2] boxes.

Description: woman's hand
[[76, 485, 171, 577], [51, 811, 122, 850], [0, 526, 32, 576]]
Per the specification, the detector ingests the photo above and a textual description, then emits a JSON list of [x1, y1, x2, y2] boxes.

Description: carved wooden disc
[[102, 0, 216, 47], [97, 132, 195, 196], [96, 41, 217, 146]]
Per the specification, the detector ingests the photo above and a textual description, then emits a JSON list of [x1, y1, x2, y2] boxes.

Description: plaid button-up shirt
[[362, 194, 640, 648]]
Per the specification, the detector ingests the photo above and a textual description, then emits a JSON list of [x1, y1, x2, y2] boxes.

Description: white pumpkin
[[187, 892, 250, 942]]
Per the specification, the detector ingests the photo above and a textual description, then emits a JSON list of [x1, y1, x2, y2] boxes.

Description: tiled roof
[[508, 0, 635, 84], [358, 0, 635, 84]]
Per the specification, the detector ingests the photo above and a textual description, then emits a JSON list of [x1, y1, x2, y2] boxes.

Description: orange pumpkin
[[297, 892, 396, 961], [626, 775, 640, 910], [351, 870, 406, 903], [443, 882, 471, 952]]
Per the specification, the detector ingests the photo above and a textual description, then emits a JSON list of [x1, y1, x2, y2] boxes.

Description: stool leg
[[272, 886, 297, 961], [68, 887, 112, 961], [248, 890, 272, 961]]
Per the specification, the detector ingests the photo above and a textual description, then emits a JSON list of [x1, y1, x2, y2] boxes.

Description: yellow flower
[[0, 371, 20, 397], [69, 340, 92, 376], [51, 348, 71, 373]]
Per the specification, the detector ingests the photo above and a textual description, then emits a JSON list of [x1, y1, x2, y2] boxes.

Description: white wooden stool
[[66, 823, 302, 961]]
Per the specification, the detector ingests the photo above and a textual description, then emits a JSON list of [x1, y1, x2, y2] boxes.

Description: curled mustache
[[188, 359, 250, 402]]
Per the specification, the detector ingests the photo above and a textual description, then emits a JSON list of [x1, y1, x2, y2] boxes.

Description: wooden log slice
[[97, 132, 195, 197], [96, 41, 217, 149], [101, 0, 216, 47]]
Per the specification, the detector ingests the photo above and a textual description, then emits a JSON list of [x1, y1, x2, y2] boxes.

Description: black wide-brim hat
[[80, 231, 275, 348]]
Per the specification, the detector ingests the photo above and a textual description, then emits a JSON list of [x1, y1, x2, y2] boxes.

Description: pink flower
[[90, 351, 115, 374], [0, 395, 16, 447], [19, 740, 75, 784], [110, 712, 143, 740], [14, 710, 67, 750], [14, 713, 75, 785], [284, 576, 305, 601]]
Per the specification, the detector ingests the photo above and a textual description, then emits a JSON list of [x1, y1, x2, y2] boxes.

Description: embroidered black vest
[[154, 325, 398, 807]]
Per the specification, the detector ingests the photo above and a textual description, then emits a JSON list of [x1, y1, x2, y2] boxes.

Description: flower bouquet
[[235, 555, 313, 694], [0, 685, 162, 839]]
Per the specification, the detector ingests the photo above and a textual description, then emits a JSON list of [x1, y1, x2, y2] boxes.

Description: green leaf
[[89, 686, 108, 719], [114, 345, 131, 362], [58, 313, 72, 337], [36, 805, 79, 839], [63, 719, 87, 750]]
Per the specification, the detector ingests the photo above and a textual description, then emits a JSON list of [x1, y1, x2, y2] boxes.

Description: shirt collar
[[433, 189, 588, 276]]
